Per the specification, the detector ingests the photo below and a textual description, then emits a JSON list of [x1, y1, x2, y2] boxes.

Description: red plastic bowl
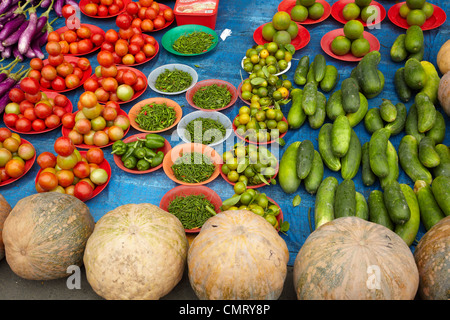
[[321, 28, 380, 62], [34, 150, 111, 202], [0, 139, 36, 187], [159, 185, 222, 233], [145, 3, 176, 33], [40, 56, 92, 93], [61, 109, 131, 149], [4, 91, 73, 135], [278, 0, 331, 25], [388, 1, 446, 31], [186, 79, 238, 112], [116, 35, 160, 67], [331, 0, 386, 26], [89, 66, 147, 105], [55, 24, 106, 56], [79, 0, 130, 19], [232, 114, 288, 145], [253, 22, 310, 51], [113, 133, 171, 174]]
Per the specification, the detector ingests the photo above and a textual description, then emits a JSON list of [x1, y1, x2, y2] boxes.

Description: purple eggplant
[[0, 4, 20, 24], [40, 0, 52, 9], [0, 65, 26, 101], [0, 0, 13, 16], [2, 21, 29, 47], [1, 46, 12, 59], [18, 5, 38, 54], [0, 14, 26, 41], [30, 29, 47, 59], [54, 0, 65, 17], [13, 46, 24, 61], [0, 59, 19, 83]]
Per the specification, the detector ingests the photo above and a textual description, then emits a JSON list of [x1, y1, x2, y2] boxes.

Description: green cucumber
[[379, 99, 397, 123], [314, 176, 338, 229], [364, 70, 385, 99], [383, 180, 411, 225], [364, 108, 384, 134], [341, 129, 362, 180], [390, 34, 408, 62], [394, 67, 412, 103], [384, 102, 407, 136], [306, 61, 318, 85], [296, 139, 315, 179], [395, 184, 420, 247], [369, 128, 391, 178], [405, 104, 425, 143], [419, 61, 441, 104], [361, 142, 377, 186], [279, 141, 302, 194], [320, 65, 339, 93], [294, 56, 310, 86], [418, 136, 440, 168], [405, 25, 424, 54], [433, 144, 450, 178], [287, 89, 306, 129], [331, 115, 352, 158], [304, 150, 324, 195], [313, 54, 326, 83], [415, 92, 436, 133], [308, 91, 326, 129], [346, 92, 368, 127], [355, 192, 369, 221], [334, 179, 356, 218], [326, 90, 345, 121], [414, 180, 445, 230], [431, 176, 450, 216], [399, 135, 433, 185], [318, 123, 341, 172], [404, 58, 427, 90], [380, 141, 399, 190], [341, 77, 360, 113], [369, 190, 394, 230], [426, 111, 445, 144], [302, 82, 318, 116], [354, 51, 382, 96], [408, 44, 424, 61]]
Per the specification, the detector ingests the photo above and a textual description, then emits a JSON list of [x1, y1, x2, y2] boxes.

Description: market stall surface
[[0, 0, 449, 300]]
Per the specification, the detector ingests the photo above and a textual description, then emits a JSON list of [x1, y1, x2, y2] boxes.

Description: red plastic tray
[[0, 139, 36, 187], [331, 0, 386, 26], [253, 22, 310, 51], [388, 1, 446, 31], [278, 0, 331, 25], [55, 24, 106, 56]]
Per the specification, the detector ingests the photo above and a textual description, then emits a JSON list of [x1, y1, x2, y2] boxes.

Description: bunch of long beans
[[171, 152, 216, 183], [172, 31, 215, 54], [154, 68, 193, 93], [167, 194, 216, 230], [192, 84, 232, 110], [185, 117, 226, 145], [135, 103, 177, 131]]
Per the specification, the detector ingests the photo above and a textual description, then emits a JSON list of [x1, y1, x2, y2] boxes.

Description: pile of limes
[[242, 42, 292, 75], [221, 143, 278, 186], [342, 0, 380, 24], [233, 105, 288, 143], [400, 0, 434, 27], [290, 0, 325, 22], [331, 20, 370, 58], [262, 11, 299, 45]]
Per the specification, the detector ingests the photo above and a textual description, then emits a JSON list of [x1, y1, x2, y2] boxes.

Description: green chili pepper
[[123, 156, 137, 169], [111, 140, 127, 156], [136, 159, 151, 171], [121, 145, 137, 163], [133, 147, 148, 159], [137, 134, 165, 149], [172, 31, 215, 55], [144, 148, 156, 158], [150, 151, 164, 168]]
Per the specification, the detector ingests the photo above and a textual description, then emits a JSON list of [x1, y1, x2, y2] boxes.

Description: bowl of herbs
[[186, 79, 238, 112], [161, 24, 219, 56], [147, 64, 198, 95]]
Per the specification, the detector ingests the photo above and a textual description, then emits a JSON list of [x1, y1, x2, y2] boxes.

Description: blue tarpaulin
[[0, 0, 449, 267]]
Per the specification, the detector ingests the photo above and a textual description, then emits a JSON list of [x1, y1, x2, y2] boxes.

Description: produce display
[[0, 0, 449, 302]]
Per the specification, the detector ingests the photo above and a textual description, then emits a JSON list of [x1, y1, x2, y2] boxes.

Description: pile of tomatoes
[[3, 80, 71, 133], [82, 0, 127, 17], [36, 137, 109, 201], [32, 42, 91, 91], [118, 0, 174, 33], [47, 25, 105, 56], [63, 93, 131, 147], [0, 128, 35, 183]]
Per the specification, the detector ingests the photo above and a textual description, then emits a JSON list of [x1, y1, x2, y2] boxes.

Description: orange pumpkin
[[0, 194, 12, 260], [293, 217, 419, 300], [83, 203, 189, 300], [188, 210, 289, 300], [414, 215, 450, 300], [2, 193, 94, 280]]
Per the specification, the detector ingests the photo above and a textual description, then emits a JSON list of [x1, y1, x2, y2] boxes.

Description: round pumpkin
[[437, 40, 450, 75], [438, 72, 450, 116], [2, 192, 94, 280], [83, 203, 189, 300], [187, 210, 289, 300], [414, 215, 450, 300], [293, 217, 419, 300], [0, 194, 12, 260]]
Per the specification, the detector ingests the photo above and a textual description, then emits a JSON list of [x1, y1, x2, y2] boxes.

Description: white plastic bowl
[[147, 63, 198, 95], [177, 111, 233, 147], [241, 56, 291, 77]]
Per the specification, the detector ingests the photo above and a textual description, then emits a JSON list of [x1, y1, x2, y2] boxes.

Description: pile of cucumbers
[[364, 99, 407, 136], [293, 54, 340, 93], [391, 25, 424, 63]]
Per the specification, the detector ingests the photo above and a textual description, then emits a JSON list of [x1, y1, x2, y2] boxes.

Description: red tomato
[[104, 100, 121, 113], [9, 88, 25, 103], [97, 4, 109, 17], [30, 58, 44, 71], [46, 41, 62, 56], [23, 107, 37, 122], [102, 106, 118, 121], [63, 30, 77, 43], [102, 77, 119, 92], [56, 169, 74, 187], [61, 113, 76, 129], [86, 147, 105, 164], [122, 70, 137, 85], [105, 29, 119, 44], [20, 77, 40, 95], [54, 136, 75, 157], [51, 76, 66, 91], [97, 50, 115, 68], [83, 78, 99, 92], [77, 39, 94, 54], [101, 41, 115, 52], [100, 65, 118, 78], [115, 40, 129, 57], [139, 0, 154, 7], [24, 91, 42, 104], [144, 35, 156, 45], [32, 119, 47, 132], [130, 34, 145, 47], [143, 43, 156, 57], [163, 8, 174, 21], [118, 27, 134, 40], [74, 181, 94, 201], [41, 64, 57, 81], [37, 151, 57, 169], [73, 161, 91, 179], [62, 4, 77, 19], [153, 15, 166, 29], [48, 53, 65, 67], [35, 103, 53, 119], [108, 4, 120, 15], [145, 7, 157, 20], [56, 61, 74, 78], [54, 94, 69, 107], [128, 43, 141, 55], [76, 26, 92, 39], [79, 91, 98, 109], [53, 106, 67, 119], [38, 171, 59, 191], [45, 114, 61, 129], [15, 117, 32, 132], [47, 31, 61, 42], [116, 13, 132, 29], [84, 3, 98, 16], [5, 159, 25, 179], [65, 74, 81, 89], [133, 76, 146, 92], [19, 100, 34, 114], [140, 19, 154, 32], [91, 33, 105, 47], [126, 2, 139, 15], [94, 87, 110, 102], [3, 113, 18, 127]]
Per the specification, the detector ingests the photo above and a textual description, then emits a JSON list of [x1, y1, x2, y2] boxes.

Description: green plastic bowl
[[161, 24, 219, 56]]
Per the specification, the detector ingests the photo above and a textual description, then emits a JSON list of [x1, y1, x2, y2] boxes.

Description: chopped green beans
[[192, 84, 232, 110], [171, 152, 216, 183], [155, 69, 193, 93], [185, 117, 226, 145], [135, 103, 177, 131], [172, 31, 215, 54], [167, 194, 216, 230]]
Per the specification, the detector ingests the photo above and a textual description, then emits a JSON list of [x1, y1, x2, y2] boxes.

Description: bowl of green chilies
[[186, 79, 238, 112], [147, 64, 198, 95], [161, 24, 219, 56]]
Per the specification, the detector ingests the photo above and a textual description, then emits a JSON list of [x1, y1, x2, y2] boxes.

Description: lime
[[238, 175, 248, 185], [266, 108, 277, 120], [259, 49, 270, 59], [227, 170, 239, 182], [286, 21, 299, 39], [239, 105, 251, 114], [355, 0, 373, 7], [239, 113, 250, 125], [246, 48, 258, 58], [277, 121, 288, 133], [331, 36, 351, 55], [262, 22, 277, 41], [407, 9, 426, 26], [290, 5, 309, 22], [282, 79, 292, 89], [265, 215, 277, 226], [274, 109, 284, 122], [299, 0, 315, 7], [251, 205, 265, 216], [250, 54, 260, 64], [351, 37, 371, 57], [268, 204, 280, 216], [343, 20, 364, 40], [278, 59, 288, 70], [221, 164, 230, 175], [268, 75, 279, 86], [243, 62, 253, 72], [239, 191, 253, 205], [267, 64, 278, 75], [275, 49, 286, 60], [244, 166, 256, 178], [266, 41, 279, 54], [273, 30, 292, 45], [361, 5, 379, 23], [234, 181, 247, 195], [241, 91, 253, 101], [257, 86, 268, 97], [342, 3, 361, 21], [284, 51, 293, 62], [272, 11, 292, 30], [258, 58, 266, 66], [399, 3, 411, 18], [422, 2, 434, 19], [406, 0, 426, 10], [308, 2, 324, 20], [256, 194, 269, 208]]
